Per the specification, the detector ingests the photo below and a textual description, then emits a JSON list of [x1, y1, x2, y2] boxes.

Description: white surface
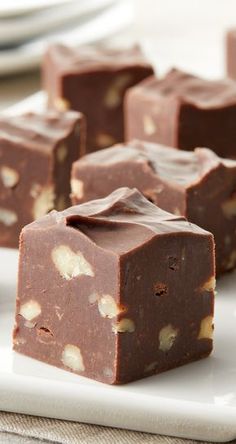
[[0, 0, 133, 76], [1, 247, 236, 443]]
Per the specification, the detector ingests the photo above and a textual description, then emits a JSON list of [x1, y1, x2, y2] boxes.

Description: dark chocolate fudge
[[71, 140, 236, 275], [0, 110, 85, 248], [13, 187, 215, 384], [226, 29, 236, 80], [43, 44, 154, 153], [125, 68, 236, 158]]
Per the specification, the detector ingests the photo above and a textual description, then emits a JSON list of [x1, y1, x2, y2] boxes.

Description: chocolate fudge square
[[226, 29, 236, 80], [43, 44, 154, 153], [71, 140, 236, 275], [0, 111, 85, 248], [13, 188, 215, 384], [125, 68, 236, 158]]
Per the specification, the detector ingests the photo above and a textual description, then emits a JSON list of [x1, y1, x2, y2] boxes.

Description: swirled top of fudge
[[46, 44, 154, 74], [76, 140, 236, 188], [27, 188, 212, 254], [133, 68, 236, 108], [0, 111, 81, 152]]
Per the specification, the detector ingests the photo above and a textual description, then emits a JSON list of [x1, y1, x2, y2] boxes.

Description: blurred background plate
[[0, 0, 118, 47], [0, 0, 133, 76], [0, 0, 88, 18]]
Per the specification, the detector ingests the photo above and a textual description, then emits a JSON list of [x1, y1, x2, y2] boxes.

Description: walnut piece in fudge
[[0, 111, 85, 248], [125, 68, 236, 158], [71, 141, 236, 275], [43, 44, 154, 153], [13, 187, 215, 384]]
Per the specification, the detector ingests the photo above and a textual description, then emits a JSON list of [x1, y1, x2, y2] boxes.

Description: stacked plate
[[0, 0, 133, 76]]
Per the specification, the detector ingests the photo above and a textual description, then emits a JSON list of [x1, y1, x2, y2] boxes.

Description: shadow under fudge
[[42, 44, 154, 153], [125, 68, 236, 159], [0, 110, 85, 249], [71, 140, 236, 276], [13, 187, 215, 384]]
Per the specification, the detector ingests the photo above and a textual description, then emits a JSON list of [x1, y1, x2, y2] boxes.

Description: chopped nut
[[112, 318, 135, 333], [222, 194, 236, 218], [57, 144, 67, 163], [55, 306, 64, 321], [96, 133, 116, 148], [52, 245, 94, 280], [19, 300, 41, 321], [143, 115, 156, 135], [105, 73, 132, 108], [225, 250, 236, 270], [144, 361, 158, 373], [201, 276, 216, 292], [98, 295, 121, 319], [71, 179, 84, 199], [32, 186, 55, 219], [154, 283, 168, 297], [14, 336, 26, 346], [104, 88, 120, 108], [54, 97, 70, 111], [74, 123, 81, 137], [1, 166, 19, 188], [156, 184, 164, 194], [198, 315, 213, 340], [61, 344, 85, 372], [56, 195, 66, 211], [0, 208, 17, 226], [173, 207, 181, 216], [88, 292, 99, 304], [30, 183, 41, 199], [159, 324, 178, 352], [103, 367, 113, 378], [24, 320, 36, 329]]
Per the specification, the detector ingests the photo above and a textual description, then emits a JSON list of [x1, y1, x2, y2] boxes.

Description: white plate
[[0, 0, 117, 47], [1, 247, 236, 443], [0, 0, 133, 76], [2, 94, 236, 443], [0, 0, 85, 18]]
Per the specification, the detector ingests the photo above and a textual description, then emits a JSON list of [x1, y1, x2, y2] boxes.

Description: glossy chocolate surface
[[125, 68, 236, 158], [43, 44, 154, 153], [0, 110, 85, 248], [72, 140, 236, 274]]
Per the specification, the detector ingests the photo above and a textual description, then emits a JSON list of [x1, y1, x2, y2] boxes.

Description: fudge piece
[[226, 29, 236, 80], [71, 140, 236, 275], [43, 44, 154, 153], [0, 111, 85, 248], [13, 187, 215, 384], [125, 68, 236, 158]]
